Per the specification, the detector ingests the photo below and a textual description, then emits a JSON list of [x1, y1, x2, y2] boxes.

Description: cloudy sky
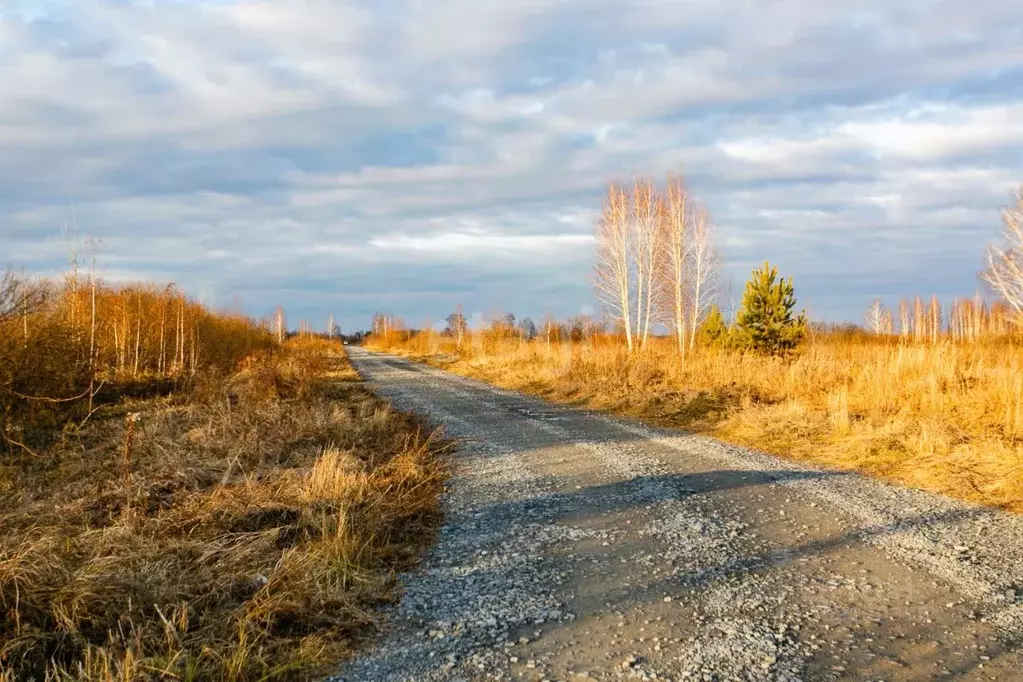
[[2, 0, 1021, 330]]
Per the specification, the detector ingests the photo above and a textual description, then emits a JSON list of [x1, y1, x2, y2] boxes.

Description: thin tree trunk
[[688, 209, 718, 352], [131, 292, 140, 376], [158, 301, 166, 375], [88, 256, 97, 414], [594, 184, 634, 351]]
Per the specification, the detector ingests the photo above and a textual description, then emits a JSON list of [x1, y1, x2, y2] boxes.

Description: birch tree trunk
[[687, 208, 719, 351], [631, 180, 660, 350], [594, 184, 635, 351], [659, 177, 690, 358]]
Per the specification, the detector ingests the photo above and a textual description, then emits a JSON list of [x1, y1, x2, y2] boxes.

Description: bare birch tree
[[542, 315, 559, 351], [631, 180, 661, 350], [597, 176, 718, 353], [686, 206, 720, 351], [594, 184, 635, 351], [274, 306, 286, 345], [982, 188, 1023, 323], [898, 299, 910, 339], [865, 299, 888, 335], [927, 295, 942, 342], [912, 297, 925, 343], [658, 177, 690, 357]]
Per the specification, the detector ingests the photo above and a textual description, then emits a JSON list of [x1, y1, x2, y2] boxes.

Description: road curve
[[334, 348, 1023, 682]]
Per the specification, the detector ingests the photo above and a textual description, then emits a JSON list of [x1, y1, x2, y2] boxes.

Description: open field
[[368, 332, 1023, 513], [0, 333, 449, 681]]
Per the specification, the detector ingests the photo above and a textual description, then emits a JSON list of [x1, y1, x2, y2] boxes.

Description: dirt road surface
[[334, 348, 1023, 682]]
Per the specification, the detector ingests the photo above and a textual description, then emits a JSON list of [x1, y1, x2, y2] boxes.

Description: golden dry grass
[[371, 332, 1023, 513], [0, 337, 449, 681]]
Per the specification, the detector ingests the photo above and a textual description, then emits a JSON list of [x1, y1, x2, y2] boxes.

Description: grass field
[[370, 331, 1023, 513], [0, 337, 449, 681]]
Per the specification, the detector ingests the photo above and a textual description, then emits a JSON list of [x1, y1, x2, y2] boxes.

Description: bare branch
[[982, 189, 1023, 324], [865, 299, 889, 335], [0, 270, 47, 326]]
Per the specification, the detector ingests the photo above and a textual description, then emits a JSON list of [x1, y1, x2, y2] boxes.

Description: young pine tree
[[735, 261, 806, 354], [697, 304, 729, 347]]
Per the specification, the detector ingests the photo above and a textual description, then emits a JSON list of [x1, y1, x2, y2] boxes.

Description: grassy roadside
[[1, 338, 449, 681], [368, 336, 1023, 513]]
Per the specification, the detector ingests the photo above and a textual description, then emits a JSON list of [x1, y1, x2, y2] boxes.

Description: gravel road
[[333, 348, 1023, 682]]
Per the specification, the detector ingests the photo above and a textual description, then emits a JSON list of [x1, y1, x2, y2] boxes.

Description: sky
[[1, 0, 1022, 331]]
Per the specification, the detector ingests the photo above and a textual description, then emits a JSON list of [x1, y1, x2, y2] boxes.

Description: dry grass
[[371, 332, 1023, 513], [0, 337, 449, 681]]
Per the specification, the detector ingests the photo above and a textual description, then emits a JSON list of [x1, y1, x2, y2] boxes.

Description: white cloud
[[840, 103, 1023, 160], [370, 230, 593, 258]]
